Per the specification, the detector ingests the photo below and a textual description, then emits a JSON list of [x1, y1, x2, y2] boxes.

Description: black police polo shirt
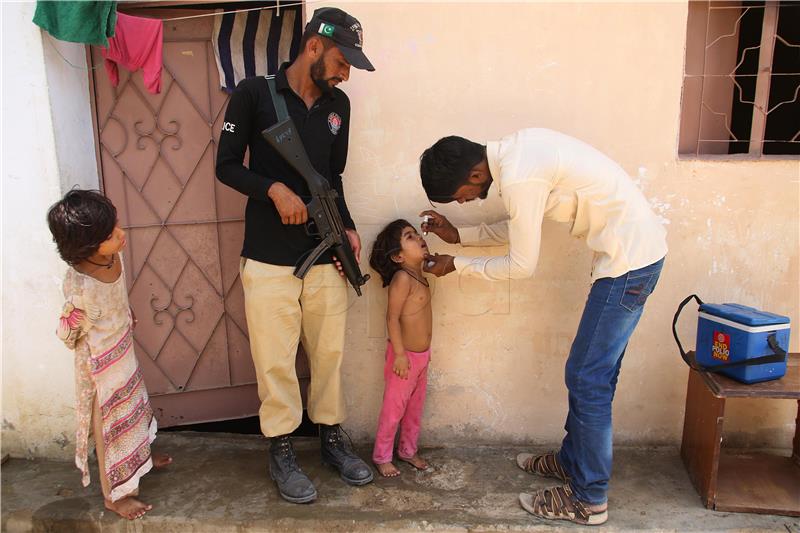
[[216, 64, 355, 267]]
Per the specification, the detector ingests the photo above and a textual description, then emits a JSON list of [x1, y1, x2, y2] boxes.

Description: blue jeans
[[558, 257, 664, 505]]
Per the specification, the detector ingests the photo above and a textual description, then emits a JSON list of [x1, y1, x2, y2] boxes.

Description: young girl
[[369, 219, 433, 477], [47, 189, 170, 520]]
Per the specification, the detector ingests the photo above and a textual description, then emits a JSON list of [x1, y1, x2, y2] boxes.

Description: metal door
[[89, 9, 309, 427]]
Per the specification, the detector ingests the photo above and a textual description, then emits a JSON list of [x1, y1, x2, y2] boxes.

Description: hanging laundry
[[33, 1, 117, 46], [101, 12, 164, 94], [212, 3, 302, 93]]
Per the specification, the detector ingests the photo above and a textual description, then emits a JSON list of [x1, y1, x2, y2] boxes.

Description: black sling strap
[[266, 75, 289, 122]]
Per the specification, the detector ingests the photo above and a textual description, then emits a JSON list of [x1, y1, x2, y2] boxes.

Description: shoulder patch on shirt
[[327, 112, 341, 135]]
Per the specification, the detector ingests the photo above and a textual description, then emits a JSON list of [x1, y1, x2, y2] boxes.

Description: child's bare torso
[[399, 277, 432, 352]]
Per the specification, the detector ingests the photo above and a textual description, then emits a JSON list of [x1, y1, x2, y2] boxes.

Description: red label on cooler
[[712, 331, 730, 361]]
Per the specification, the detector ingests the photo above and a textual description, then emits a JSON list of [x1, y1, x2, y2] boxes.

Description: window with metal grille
[[679, 1, 799, 157]]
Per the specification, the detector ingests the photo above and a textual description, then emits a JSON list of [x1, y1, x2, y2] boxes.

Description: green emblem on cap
[[319, 23, 335, 37]]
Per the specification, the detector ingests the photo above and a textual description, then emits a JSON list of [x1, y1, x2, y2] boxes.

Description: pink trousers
[[372, 342, 430, 464]]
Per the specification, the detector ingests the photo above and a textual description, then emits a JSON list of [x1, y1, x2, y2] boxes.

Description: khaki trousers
[[240, 258, 348, 437]]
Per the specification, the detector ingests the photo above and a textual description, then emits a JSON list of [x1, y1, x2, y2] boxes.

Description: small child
[[369, 219, 433, 477], [47, 189, 171, 520]]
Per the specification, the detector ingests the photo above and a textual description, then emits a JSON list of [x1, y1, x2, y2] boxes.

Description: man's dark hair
[[299, 28, 335, 54], [419, 136, 485, 203], [369, 219, 413, 287], [47, 189, 117, 266]]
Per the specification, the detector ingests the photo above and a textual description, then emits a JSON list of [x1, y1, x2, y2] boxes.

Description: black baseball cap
[[307, 7, 375, 72]]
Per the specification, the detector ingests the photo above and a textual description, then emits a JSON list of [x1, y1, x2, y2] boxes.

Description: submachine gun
[[261, 78, 369, 296]]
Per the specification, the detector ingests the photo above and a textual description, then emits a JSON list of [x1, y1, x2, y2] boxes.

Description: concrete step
[[2, 432, 797, 532]]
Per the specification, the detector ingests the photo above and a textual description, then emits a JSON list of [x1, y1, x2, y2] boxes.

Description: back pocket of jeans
[[620, 272, 657, 312]]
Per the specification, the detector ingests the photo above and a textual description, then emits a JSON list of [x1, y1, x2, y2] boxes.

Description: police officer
[[216, 7, 375, 503]]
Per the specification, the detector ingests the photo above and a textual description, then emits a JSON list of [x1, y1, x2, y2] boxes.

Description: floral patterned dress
[[57, 262, 156, 502]]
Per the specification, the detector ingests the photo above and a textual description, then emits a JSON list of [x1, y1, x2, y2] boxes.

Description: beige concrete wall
[[330, 2, 799, 449], [3, 2, 797, 460]]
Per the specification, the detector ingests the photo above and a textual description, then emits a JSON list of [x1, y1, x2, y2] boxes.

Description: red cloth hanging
[[100, 12, 163, 94]]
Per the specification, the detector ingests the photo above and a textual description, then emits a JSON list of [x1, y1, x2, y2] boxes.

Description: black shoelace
[[274, 438, 296, 458], [325, 426, 357, 452]]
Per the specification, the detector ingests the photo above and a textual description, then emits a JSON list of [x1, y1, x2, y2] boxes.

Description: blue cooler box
[[696, 303, 790, 384]]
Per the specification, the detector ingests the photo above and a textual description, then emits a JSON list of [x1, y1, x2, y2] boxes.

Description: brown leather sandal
[[519, 484, 608, 526], [515, 450, 570, 482]]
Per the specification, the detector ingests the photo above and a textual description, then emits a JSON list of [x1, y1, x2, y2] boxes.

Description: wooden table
[[681, 352, 799, 516]]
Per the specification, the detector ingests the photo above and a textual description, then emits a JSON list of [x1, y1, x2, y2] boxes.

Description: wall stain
[[54, 432, 70, 450]]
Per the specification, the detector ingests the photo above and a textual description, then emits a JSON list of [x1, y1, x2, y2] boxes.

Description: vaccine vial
[[422, 215, 432, 235]]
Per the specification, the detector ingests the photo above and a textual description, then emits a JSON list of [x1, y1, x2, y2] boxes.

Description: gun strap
[[266, 76, 289, 122]]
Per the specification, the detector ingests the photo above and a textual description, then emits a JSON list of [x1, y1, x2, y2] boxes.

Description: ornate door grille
[[89, 12, 309, 427]]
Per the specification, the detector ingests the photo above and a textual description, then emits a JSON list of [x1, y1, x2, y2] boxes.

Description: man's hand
[[332, 228, 361, 277], [423, 253, 456, 277], [419, 210, 460, 244], [345, 229, 361, 262], [393, 353, 410, 379], [268, 182, 308, 225]]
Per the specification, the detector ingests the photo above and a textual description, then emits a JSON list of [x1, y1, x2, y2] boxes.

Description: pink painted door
[[90, 9, 309, 427]]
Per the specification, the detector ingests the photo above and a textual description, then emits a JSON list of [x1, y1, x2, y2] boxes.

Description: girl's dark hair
[[47, 189, 117, 266], [419, 136, 486, 203], [369, 219, 413, 287]]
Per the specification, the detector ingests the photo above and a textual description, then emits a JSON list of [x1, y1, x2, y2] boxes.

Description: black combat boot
[[319, 424, 374, 486], [269, 435, 317, 503]]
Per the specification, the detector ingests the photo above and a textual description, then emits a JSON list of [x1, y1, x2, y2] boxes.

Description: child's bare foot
[[398, 454, 429, 470], [153, 452, 172, 469], [375, 462, 400, 477], [104, 496, 152, 520]]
